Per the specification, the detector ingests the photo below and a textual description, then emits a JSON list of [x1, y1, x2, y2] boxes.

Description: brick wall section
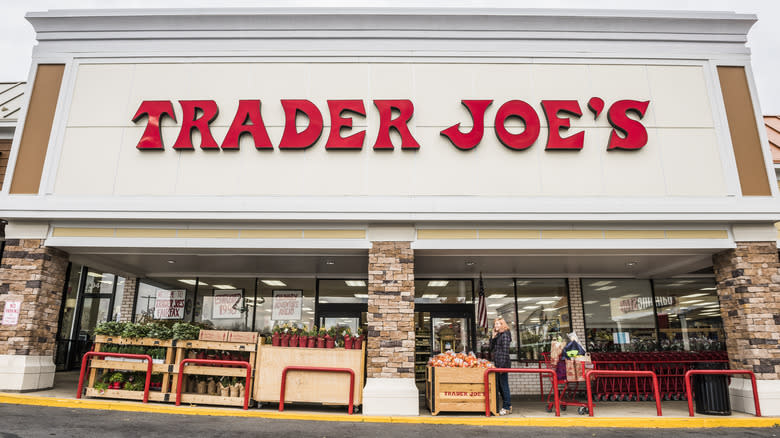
[[0, 239, 69, 356], [118, 277, 137, 322], [713, 241, 780, 379], [366, 241, 415, 379], [567, 277, 585, 342]]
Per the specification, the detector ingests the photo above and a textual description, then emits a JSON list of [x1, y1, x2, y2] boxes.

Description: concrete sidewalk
[[0, 371, 774, 428]]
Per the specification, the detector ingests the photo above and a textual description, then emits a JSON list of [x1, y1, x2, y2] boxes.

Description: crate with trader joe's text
[[426, 366, 497, 416]]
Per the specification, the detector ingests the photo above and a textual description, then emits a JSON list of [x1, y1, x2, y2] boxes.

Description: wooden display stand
[[86, 335, 175, 402], [172, 339, 258, 407], [254, 344, 365, 407], [426, 366, 497, 416]]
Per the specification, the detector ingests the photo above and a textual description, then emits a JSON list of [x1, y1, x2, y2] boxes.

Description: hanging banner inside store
[[212, 289, 244, 319], [1, 301, 21, 325], [272, 290, 302, 321], [153, 289, 186, 320], [132, 98, 649, 152]]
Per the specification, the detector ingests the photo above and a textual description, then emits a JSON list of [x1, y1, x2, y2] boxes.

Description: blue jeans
[[497, 372, 511, 410]]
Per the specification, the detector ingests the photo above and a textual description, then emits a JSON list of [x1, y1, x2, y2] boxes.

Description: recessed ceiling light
[[262, 280, 286, 287], [421, 294, 439, 299], [683, 293, 708, 298], [319, 299, 329, 303], [345, 280, 366, 287], [167, 260, 176, 264], [488, 294, 506, 299], [595, 286, 617, 291], [698, 287, 717, 291], [213, 284, 234, 290], [302, 307, 312, 311], [584, 300, 598, 305], [178, 279, 199, 286], [353, 294, 369, 299], [265, 309, 272, 312], [465, 260, 476, 266], [427, 281, 449, 287], [536, 300, 556, 305], [488, 303, 502, 307], [516, 280, 531, 286], [590, 281, 612, 287], [523, 305, 540, 310], [516, 297, 533, 302], [324, 259, 335, 265], [87, 272, 102, 277], [680, 300, 703, 304], [543, 308, 558, 312]]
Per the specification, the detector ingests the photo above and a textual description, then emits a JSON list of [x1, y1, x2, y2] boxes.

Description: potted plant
[[108, 372, 124, 390], [325, 327, 335, 349], [317, 327, 326, 348], [299, 328, 308, 348], [219, 377, 231, 397], [229, 377, 240, 398], [307, 327, 317, 348], [207, 377, 217, 395], [93, 381, 108, 394], [343, 327, 353, 350], [280, 324, 291, 347], [197, 376, 207, 394], [353, 328, 364, 350], [271, 325, 281, 346], [290, 326, 299, 348]]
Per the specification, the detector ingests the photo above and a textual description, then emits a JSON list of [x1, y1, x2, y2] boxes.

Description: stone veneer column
[[0, 239, 69, 391], [118, 277, 138, 322], [567, 278, 586, 343], [713, 241, 780, 415], [362, 241, 418, 416]]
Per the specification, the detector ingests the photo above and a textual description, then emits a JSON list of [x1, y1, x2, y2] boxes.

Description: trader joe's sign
[[272, 290, 302, 321], [153, 289, 186, 320]]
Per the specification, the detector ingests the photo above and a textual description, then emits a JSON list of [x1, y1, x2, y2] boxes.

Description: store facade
[[0, 8, 779, 416]]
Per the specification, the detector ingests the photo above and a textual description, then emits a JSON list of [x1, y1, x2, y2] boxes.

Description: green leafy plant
[[172, 323, 201, 340], [146, 323, 174, 340], [109, 372, 125, 384], [94, 321, 128, 336], [93, 382, 109, 391]]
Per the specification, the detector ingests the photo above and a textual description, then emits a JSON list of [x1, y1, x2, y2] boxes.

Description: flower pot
[[281, 334, 290, 347], [317, 336, 325, 348], [307, 337, 316, 348], [220, 386, 230, 397], [197, 381, 207, 394], [291, 335, 299, 348], [353, 336, 363, 350], [230, 385, 240, 398], [197, 351, 206, 360], [187, 350, 197, 360], [298, 335, 308, 348], [239, 384, 245, 398], [207, 380, 216, 395], [272, 332, 280, 346], [344, 335, 352, 350], [325, 335, 335, 349]]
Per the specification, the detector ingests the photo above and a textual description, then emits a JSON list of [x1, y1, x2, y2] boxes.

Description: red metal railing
[[483, 368, 560, 417], [585, 370, 662, 417], [684, 369, 760, 417], [77, 352, 153, 403], [279, 366, 355, 414], [175, 359, 252, 410]]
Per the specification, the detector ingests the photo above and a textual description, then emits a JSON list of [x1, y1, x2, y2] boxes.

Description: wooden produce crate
[[253, 344, 365, 407], [172, 339, 259, 407], [86, 336, 176, 400], [425, 366, 497, 416]]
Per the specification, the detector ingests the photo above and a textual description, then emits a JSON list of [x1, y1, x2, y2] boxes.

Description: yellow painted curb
[[0, 393, 777, 428]]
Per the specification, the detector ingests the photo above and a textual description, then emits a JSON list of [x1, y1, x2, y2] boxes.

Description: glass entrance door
[[432, 316, 469, 354], [413, 307, 474, 389]]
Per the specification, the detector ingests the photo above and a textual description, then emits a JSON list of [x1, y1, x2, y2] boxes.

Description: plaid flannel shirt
[[491, 330, 512, 368]]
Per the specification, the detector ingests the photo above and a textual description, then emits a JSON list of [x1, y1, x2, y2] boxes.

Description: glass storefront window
[[194, 277, 257, 331], [653, 279, 725, 351], [583, 279, 657, 352], [136, 278, 196, 323], [57, 264, 83, 342], [112, 276, 126, 322], [318, 279, 368, 304], [516, 279, 569, 361], [415, 280, 473, 304], [476, 279, 516, 358], [254, 278, 316, 333]]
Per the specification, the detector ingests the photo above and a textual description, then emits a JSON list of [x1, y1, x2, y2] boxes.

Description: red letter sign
[[173, 100, 220, 150], [541, 100, 584, 150], [132, 100, 176, 150], [278, 100, 323, 150], [221, 100, 273, 150], [441, 100, 493, 150], [494, 100, 541, 150], [373, 100, 420, 150], [607, 100, 650, 150], [325, 100, 366, 150]]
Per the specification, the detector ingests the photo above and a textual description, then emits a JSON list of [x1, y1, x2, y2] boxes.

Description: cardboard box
[[198, 330, 229, 342], [228, 331, 259, 343]]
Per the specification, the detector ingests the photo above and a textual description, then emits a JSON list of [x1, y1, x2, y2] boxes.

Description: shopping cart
[[541, 353, 589, 415]]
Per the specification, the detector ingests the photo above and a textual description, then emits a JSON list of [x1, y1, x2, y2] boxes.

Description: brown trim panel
[[717, 66, 772, 196], [0, 139, 11, 191], [9, 64, 65, 194]]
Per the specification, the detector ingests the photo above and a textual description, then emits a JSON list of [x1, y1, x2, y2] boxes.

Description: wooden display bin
[[253, 344, 365, 407], [425, 366, 497, 416], [172, 339, 258, 407]]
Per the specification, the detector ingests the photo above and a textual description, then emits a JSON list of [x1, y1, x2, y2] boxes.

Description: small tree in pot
[[307, 327, 317, 348]]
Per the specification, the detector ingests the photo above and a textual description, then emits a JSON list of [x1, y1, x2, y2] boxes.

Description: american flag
[[477, 273, 487, 329]]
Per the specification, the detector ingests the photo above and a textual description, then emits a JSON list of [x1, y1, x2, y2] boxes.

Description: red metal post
[[684, 369, 760, 417], [483, 368, 559, 417], [278, 366, 355, 414], [76, 352, 153, 403], [175, 359, 252, 410], [585, 370, 662, 417]]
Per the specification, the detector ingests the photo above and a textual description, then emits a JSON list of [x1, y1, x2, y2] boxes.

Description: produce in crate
[[427, 351, 495, 368]]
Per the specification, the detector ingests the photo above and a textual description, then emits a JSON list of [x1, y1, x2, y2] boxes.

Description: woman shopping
[[490, 316, 512, 415]]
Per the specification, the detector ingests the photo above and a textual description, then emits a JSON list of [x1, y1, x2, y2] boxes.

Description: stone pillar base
[[0, 355, 56, 391], [729, 378, 780, 416], [362, 378, 419, 416]]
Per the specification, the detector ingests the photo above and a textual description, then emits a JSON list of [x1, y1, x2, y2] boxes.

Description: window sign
[[272, 290, 302, 321], [153, 289, 186, 320], [212, 289, 243, 319]]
